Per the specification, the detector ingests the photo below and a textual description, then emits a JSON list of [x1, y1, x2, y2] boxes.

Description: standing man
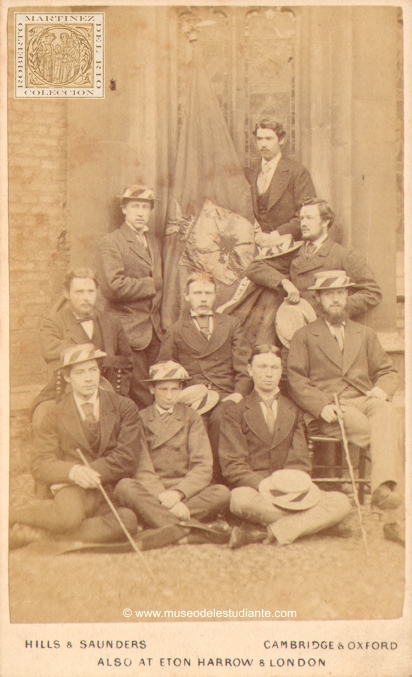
[[287, 272, 402, 538], [246, 198, 382, 321], [218, 345, 351, 548], [10, 345, 141, 549], [115, 361, 231, 546], [97, 185, 163, 409], [31, 268, 133, 426], [158, 272, 252, 481], [248, 118, 316, 245]]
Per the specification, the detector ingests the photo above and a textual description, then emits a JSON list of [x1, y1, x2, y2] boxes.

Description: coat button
[[174, 471, 179, 475]]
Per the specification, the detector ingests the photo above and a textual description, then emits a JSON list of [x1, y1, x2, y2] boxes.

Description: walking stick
[[76, 448, 159, 585], [333, 395, 369, 556]]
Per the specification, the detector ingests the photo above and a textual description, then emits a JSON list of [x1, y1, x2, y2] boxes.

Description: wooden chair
[[307, 433, 370, 504]]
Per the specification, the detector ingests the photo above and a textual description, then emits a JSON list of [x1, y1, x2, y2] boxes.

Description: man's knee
[[114, 478, 137, 506], [321, 490, 352, 520], [207, 484, 231, 511], [117, 508, 138, 536], [230, 486, 257, 515]]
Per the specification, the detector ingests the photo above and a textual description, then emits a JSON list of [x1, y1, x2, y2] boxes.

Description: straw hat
[[254, 234, 303, 261], [275, 299, 317, 348], [118, 184, 158, 202], [142, 361, 191, 383], [307, 270, 355, 291], [178, 384, 220, 415], [58, 344, 107, 371], [259, 469, 320, 511]]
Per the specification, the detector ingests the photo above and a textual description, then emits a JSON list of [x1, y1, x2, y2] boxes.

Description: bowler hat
[[259, 469, 320, 511], [307, 270, 355, 291], [58, 344, 107, 371], [177, 384, 220, 415], [275, 298, 317, 348], [118, 185, 158, 202], [143, 361, 191, 383]]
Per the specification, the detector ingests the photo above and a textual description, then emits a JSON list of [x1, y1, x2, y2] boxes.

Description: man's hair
[[300, 198, 335, 229], [253, 118, 287, 143], [249, 344, 281, 365], [63, 268, 99, 292], [62, 358, 101, 377], [184, 271, 217, 294]]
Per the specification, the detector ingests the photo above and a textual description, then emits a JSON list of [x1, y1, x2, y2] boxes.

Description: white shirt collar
[[155, 403, 174, 416], [190, 309, 213, 317], [125, 220, 149, 235], [261, 152, 281, 171], [73, 389, 100, 420], [254, 386, 280, 402], [306, 232, 329, 252]]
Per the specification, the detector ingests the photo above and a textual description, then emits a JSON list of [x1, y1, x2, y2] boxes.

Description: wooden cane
[[333, 395, 369, 556], [76, 448, 159, 584]]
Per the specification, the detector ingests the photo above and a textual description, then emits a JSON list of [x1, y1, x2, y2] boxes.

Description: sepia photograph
[[1, 1, 411, 675]]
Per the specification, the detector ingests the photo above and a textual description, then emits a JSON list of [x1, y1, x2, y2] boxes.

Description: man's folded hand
[[69, 464, 101, 489]]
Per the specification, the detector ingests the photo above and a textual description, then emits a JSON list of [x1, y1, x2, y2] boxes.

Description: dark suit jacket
[[248, 154, 316, 240], [158, 311, 252, 397], [31, 389, 152, 487], [287, 317, 399, 420], [97, 222, 163, 350], [32, 307, 134, 411], [137, 403, 213, 500], [246, 236, 382, 319], [218, 389, 311, 490]]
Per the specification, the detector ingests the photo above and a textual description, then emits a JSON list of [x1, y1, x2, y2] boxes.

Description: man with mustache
[[31, 268, 133, 430], [287, 271, 403, 542]]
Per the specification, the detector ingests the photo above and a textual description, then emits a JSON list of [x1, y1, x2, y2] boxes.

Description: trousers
[[10, 485, 137, 543], [129, 332, 161, 409], [230, 486, 351, 546], [115, 479, 230, 530], [318, 394, 401, 493]]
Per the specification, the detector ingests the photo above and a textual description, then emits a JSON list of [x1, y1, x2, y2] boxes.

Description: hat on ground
[[58, 344, 107, 371], [259, 469, 320, 511], [275, 298, 317, 349], [177, 384, 220, 415], [118, 185, 158, 202], [143, 361, 191, 383], [307, 270, 355, 291], [255, 234, 303, 261]]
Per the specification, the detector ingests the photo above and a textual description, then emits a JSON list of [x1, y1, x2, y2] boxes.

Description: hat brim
[[55, 354, 106, 372], [255, 241, 303, 261], [275, 299, 317, 348], [193, 389, 220, 415], [259, 479, 320, 511], [307, 282, 356, 291], [142, 376, 191, 383], [118, 195, 159, 202]]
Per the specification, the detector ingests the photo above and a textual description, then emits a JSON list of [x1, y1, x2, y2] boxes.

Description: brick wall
[[9, 99, 69, 391]]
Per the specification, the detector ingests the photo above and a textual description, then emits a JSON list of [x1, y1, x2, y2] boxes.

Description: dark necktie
[[159, 410, 172, 425], [261, 396, 277, 436], [81, 402, 99, 437], [195, 315, 211, 340]]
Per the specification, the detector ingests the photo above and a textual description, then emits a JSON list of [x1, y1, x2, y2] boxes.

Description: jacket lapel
[[61, 394, 93, 454], [63, 309, 92, 344], [179, 312, 210, 354], [310, 318, 344, 369], [199, 314, 230, 357], [272, 394, 296, 449], [267, 155, 294, 212], [120, 223, 152, 265], [342, 319, 364, 375], [243, 390, 272, 446], [97, 390, 117, 456], [145, 404, 185, 450], [291, 237, 334, 275]]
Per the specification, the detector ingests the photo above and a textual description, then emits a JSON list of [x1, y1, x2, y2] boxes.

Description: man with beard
[[287, 271, 403, 540], [246, 198, 382, 322]]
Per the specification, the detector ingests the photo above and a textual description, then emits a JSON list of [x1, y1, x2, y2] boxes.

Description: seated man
[[158, 272, 253, 481], [246, 198, 382, 321], [31, 268, 133, 427], [10, 344, 140, 549], [115, 361, 231, 546], [287, 271, 402, 538], [218, 345, 351, 548]]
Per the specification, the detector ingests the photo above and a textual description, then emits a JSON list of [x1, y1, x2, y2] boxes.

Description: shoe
[[137, 524, 188, 550], [371, 484, 402, 511], [322, 521, 354, 539], [181, 519, 231, 544], [9, 524, 43, 550], [383, 522, 405, 546], [228, 524, 267, 549]]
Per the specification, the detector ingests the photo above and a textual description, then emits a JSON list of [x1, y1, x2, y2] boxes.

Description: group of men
[[10, 118, 403, 552]]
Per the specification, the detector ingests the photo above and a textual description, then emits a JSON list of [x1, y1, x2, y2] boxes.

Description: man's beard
[[321, 306, 348, 324]]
